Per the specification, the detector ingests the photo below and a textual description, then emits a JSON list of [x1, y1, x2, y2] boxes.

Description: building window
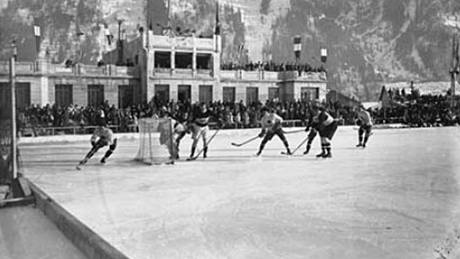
[[55, 84, 73, 107], [154, 84, 170, 104], [175, 52, 193, 69], [178, 85, 191, 103], [268, 87, 279, 101], [301, 87, 319, 101], [246, 87, 259, 105], [1, 82, 31, 111], [196, 53, 212, 69], [199, 85, 213, 104], [87, 84, 104, 107], [118, 85, 134, 109], [0, 83, 9, 112], [222, 87, 235, 103], [16, 83, 31, 110], [154, 51, 171, 68]]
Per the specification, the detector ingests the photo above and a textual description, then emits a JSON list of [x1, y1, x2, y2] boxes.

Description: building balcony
[[220, 70, 278, 81], [0, 61, 36, 74], [278, 71, 327, 82], [148, 33, 215, 52], [153, 68, 213, 79], [0, 60, 138, 78], [219, 69, 326, 82]]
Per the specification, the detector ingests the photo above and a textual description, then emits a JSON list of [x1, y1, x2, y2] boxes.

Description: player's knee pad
[[321, 137, 330, 145]]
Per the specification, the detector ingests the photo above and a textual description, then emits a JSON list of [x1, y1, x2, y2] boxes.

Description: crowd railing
[[19, 120, 306, 137]]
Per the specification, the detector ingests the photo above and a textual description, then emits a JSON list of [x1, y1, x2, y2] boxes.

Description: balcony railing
[[153, 68, 213, 79], [0, 61, 35, 74], [149, 34, 215, 51], [0, 61, 138, 78]]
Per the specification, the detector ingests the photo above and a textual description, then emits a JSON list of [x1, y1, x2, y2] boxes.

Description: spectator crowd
[[371, 87, 459, 127], [221, 61, 326, 73], [17, 90, 460, 136]]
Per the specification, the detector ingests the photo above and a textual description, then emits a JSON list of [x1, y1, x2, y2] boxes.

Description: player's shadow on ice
[[176, 155, 320, 163], [341, 147, 367, 150]]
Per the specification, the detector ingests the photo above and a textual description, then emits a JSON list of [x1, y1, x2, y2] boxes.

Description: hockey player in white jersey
[[356, 105, 373, 148], [76, 113, 117, 170], [256, 107, 291, 156]]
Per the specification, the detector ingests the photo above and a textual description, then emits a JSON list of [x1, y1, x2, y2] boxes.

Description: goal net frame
[[135, 117, 177, 165]]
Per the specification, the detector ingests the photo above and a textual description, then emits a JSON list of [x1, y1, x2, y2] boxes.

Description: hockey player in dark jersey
[[188, 103, 215, 159], [76, 113, 117, 170], [303, 115, 320, 155], [315, 106, 339, 158], [256, 107, 291, 156]]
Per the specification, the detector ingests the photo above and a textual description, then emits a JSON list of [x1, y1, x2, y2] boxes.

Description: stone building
[[0, 30, 327, 109]]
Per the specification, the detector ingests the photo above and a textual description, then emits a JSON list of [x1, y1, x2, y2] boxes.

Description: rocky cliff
[[1, 0, 459, 100]]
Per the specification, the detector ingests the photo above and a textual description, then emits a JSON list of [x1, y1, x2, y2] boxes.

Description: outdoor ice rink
[[20, 126, 460, 259]]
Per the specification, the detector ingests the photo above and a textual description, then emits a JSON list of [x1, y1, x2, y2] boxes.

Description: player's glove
[[305, 126, 310, 132], [91, 140, 96, 147], [272, 121, 281, 131]]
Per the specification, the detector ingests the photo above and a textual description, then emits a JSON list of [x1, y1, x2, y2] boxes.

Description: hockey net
[[135, 118, 177, 165]]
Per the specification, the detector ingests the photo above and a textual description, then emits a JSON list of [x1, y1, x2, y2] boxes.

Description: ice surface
[[20, 127, 460, 259]]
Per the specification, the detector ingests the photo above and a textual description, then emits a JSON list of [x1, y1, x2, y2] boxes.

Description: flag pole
[[9, 56, 17, 180], [450, 33, 459, 109]]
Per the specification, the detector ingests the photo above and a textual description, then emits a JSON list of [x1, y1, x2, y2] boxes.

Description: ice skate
[[303, 145, 311, 155], [316, 151, 326, 158], [203, 147, 208, 158]]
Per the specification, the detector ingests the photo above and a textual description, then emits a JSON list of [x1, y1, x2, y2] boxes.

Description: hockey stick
[[281, 136, 309, 155], [187, 129, 220, 161], [282, 129, 306, 134], [231, 136, 259, 147]]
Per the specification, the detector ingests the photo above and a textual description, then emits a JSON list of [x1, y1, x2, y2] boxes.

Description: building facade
[[0, 31, 327, 109]]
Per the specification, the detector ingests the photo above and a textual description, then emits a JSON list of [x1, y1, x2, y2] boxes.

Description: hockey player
[[356, 105, 373, 148], [303, 115, 320, 155], [158, 107, 178, 161], [315, 106, 339, 158], [188, 103, 214, 159], [76, 115, 117, 170], [173, 111, 191, 159], [256, 107, 291, 156]]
